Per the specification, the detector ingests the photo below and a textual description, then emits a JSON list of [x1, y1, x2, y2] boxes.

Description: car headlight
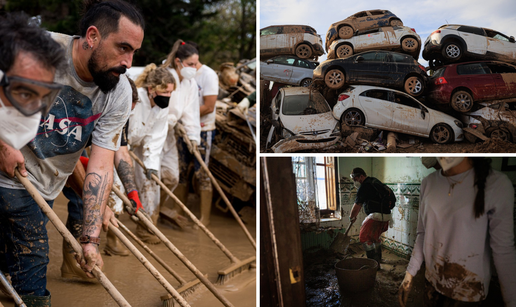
[[332, 124, 340, 134], [282, 128, 295, 139], [454, 120, 463, 128]]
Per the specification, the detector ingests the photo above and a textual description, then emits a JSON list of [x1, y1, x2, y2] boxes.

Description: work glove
[[127, 190, 143, 214], [146, 169, 158, 180], [349, 216, 357, 224], [79, 156, 89, 170], [398, 271, 414, 307], [237, 97, 250, 113], [186, 139, 198, 154]]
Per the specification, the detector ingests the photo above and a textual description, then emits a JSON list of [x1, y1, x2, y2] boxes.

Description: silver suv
[[260, 25, 324, 60]]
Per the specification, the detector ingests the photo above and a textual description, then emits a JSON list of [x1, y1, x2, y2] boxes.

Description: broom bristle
[[161, 278, 205, 307], [216, 262, 252, 285]]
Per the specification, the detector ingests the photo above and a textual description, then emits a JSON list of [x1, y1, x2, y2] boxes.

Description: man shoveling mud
[[0, 1, 144, 305]]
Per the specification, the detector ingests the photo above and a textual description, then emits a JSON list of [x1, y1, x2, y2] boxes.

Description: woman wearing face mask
[[128, 63, 175, 243], [158, 40, 201, 229], [399, 157, 516, 307]]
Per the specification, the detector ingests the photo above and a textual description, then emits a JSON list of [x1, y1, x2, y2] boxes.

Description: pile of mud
[[471, 138, 516, 153]]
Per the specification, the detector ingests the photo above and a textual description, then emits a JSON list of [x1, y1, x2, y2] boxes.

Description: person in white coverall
[[125, 63, 176, 243], [398, 157, 516, 307], [160, 39, 201, 221]]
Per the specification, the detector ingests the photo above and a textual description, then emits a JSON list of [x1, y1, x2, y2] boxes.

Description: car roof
[[438, 24, 501, 33], [260, 24, 317, 32], [437, 60, 516, 68], [281, 87, 322, 96]]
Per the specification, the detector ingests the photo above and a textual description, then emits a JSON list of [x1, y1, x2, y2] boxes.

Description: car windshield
[[282, 93, 330, 115], [431, 67, 446, 78]]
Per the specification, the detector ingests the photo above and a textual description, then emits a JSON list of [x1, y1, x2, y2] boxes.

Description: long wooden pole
[[15, 169, 131, 307]]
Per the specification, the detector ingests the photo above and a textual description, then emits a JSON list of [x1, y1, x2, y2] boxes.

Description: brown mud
[[0, 193, 256, 307]]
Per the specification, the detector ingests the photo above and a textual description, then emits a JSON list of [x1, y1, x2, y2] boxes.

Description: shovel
[[329, 219, 355, 255]]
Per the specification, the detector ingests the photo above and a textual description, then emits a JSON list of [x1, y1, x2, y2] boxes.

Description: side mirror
[[267, 59, 273, 64], [510, 36, 515, 43], [355, 56, 364, 63]]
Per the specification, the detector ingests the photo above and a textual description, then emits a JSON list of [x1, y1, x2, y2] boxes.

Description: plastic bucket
[[334, 258, 378, 293]]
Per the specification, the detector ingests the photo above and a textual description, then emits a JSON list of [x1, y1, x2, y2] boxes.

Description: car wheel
[[487, 127, 511, 142], [442, 41, 462, 61], [429, 56, 444, 70], [338, 26, 353, 39], [401, 37, 419, 52], [404, 76, 424, 97], [390, 19, 403, 26], [300, 78, 312, 87], [324, 69, 345, 89], [342, 109, 365, 126], [430, 124, 453, 144], [450, 90, 474, 113], [336, 44, 353, 58], [295, 44, 312, 59]]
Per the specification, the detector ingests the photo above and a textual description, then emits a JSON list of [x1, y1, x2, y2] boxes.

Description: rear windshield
[[282, 93, 330, 115], [431, 67, 446, 78]]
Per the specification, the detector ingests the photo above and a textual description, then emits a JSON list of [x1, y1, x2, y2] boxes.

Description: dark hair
[[471, 158, 492, 218], [186, 41, 199, 53], [80, 0, 145, 38], [127, 77, 138, 104], [352, 167, 366, 177], [0, 12, 66, 73], [162, 39, 199, 69]]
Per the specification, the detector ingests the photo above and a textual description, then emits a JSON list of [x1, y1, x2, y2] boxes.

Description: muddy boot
[[60, 237, 96, 282], [104, 226, 129, 257], [172, 183, 188, 215], [199, 189, 213, 227], [375, 244, 382, 263], [20, 291, 51, 307], [135, 210, 161, 244]]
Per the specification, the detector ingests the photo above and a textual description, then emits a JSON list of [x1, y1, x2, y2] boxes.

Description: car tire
[[404, 75, 424, 97], [401, 37, 419, 52], [295, 44, 312, 59], [336, 44, 353, 58], [338, 26, 354, 39], [324, 69, 345, 89], [487, 127, 511, 142], [300, 78, 312, 87], [430, 123, 453, 144], [390, 19, 403, 26], [428, 55, 444, 70], [442, 41, 462, 61], [342, 109, 365, 126], [450, 90, 474, 113]]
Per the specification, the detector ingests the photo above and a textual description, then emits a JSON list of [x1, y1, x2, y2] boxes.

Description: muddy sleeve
[[181, 80, 201, 144], [488, 175, 516, 306], [142, 114, 168, 171], [406, 177, 427, 277]]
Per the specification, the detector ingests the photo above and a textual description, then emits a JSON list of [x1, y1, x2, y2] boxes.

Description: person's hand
[[186, 140, 198, 154], [127, 190, 143, 214], [398, 271, 414, 307], [237, 97, 250, 113], [76, 243, 103, 278], [146, 169, 158, 180], [79, 156, 89, 170], [349, 216, 357, 224], [0, 140, 26, 177], [102, 206, 117, 231]]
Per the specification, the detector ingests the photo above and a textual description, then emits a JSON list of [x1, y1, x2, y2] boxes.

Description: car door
[[261, 56, 295, 84], [457, 26, 487, 55], [260, 26, 281, 55], [484, 62, 516, 98], [356, 89, 393, 128], [390, 91, 429, 134], [348, 51, 391, 83], [291, 58, 313, 84], [456, 63, 497, 100], [353, 28, 386, 52]]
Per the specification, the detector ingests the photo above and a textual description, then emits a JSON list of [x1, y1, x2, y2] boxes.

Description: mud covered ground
[[303, 245, 505, 307], [0, 193, 256, 307]]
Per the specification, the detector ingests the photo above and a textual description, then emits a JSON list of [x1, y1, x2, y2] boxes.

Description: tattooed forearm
[[117, 159, 138, 192], [82, 172, 109, 236]]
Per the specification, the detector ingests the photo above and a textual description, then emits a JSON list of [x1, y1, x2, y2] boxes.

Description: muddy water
[[0, 193, 256, 307]]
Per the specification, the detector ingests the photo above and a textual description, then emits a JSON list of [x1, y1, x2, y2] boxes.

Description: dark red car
[[427, 61, 516, 112]]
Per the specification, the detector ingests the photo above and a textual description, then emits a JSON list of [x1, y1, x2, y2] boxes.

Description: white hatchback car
[[327, 26, 421, 60], [267, 87, 341, 152], [260, 25, 325, 60], [460, 101, 516, 142], [333, 85, 464, 143], [423, 24, 516, 69], [260, 55, 318, 87]]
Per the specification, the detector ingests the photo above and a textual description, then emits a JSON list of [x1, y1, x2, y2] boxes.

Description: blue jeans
[[0, 186, 54, 296]]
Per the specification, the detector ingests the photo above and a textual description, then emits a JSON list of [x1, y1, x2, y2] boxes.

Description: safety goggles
[[0, 71, 63, 116]]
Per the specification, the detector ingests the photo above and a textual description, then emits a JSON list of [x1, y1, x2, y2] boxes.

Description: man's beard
[[88, 47, 126, 94]]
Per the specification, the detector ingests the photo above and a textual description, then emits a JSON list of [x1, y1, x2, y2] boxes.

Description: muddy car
[[327, 26, 421, 60], [423, 24, 516, 69], [333, 85, 464, 144], [267, 87, 341, 152], [460, 101, 516, 142], [260, 55, 317, 87], [325, 10, 403, 52], [313, 50, 427, 97], [427, 61, 516, 113], [260, 25, 324, 60]]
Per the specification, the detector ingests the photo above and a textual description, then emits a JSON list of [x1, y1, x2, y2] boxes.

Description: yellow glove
[[398, 271, 414, 307]]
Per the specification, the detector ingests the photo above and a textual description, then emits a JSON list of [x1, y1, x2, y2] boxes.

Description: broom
[[128, 151, 255, 285], [111, 187, 235, 307], [0, 269, 26, 307], [14, 169, 131, 307]]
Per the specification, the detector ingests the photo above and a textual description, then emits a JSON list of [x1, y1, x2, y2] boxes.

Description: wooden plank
[[464, 127, 489, 141]]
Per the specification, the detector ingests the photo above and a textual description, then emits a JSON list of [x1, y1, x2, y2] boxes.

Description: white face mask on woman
[[438, 157, 465, 172], [0, 96, 41, 150], [180, 62, 197, 80]]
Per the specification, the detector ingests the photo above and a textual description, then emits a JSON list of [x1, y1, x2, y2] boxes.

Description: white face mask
[[354, 180, 361, 189], [0, 97, 41, 149], [438, 157, 465, 172], [180, 62, 197, 80]]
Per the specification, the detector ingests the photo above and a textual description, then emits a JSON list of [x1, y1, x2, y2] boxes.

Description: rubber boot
[[104, 226, 129, 257], [172, 183, 188, 215], [199, 189, 213, 227], [20, 291, 51, 307], [135, 210, 161, 244], [60, 237, 96, 282], [374, 244, 382, 270]]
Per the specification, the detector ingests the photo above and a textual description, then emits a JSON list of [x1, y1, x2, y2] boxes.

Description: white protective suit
[[110, 87, 169, 216], [160, 68, 200, 193]]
